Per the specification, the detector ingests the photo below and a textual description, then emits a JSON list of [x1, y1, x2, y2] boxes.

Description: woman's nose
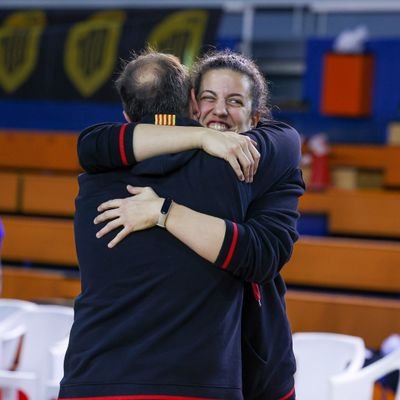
[[213, 99, 228, 116]]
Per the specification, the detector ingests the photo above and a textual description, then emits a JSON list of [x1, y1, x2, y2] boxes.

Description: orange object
[[321, 53, 374, 117]]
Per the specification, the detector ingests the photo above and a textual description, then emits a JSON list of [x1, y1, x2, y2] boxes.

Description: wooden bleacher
[[286, 291, 400, 349], [0, 129, 400, 348], [328, 144, 400, 187], [283, 236, 400, 348], [289, 144, 400, 347], [0, 130, 79, 171], [284, 236, 400, 293], [2, 216, 76, 265], [0, 129, 80, 302], [299, 188, 400, 237], [1, 267, 80, 301]]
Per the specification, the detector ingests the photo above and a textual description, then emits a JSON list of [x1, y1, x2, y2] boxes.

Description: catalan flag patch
[[154, 114, 176, 126]]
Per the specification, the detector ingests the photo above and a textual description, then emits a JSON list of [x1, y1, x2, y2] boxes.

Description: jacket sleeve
[[78, 123, 137, 172], [214, 121, 305, 283], [215, 167, 304, 283]]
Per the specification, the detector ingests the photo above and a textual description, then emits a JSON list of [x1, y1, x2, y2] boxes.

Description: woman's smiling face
[[196, 68, 258, 134]]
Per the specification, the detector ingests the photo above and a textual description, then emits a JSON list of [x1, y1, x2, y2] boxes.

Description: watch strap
[[157, 198, 173, 228]]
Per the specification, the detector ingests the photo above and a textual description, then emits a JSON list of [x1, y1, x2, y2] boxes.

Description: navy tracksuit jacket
[[59, 116, 304, 400]]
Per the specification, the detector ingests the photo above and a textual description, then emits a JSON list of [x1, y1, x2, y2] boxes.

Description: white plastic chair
[[293, 332, 366, 400], [45, 337, 70, 400], [330, 348, 400, 400], [0, 304, 74, 400], [0, 300, 38, 330], [0, 299, 37, 374], [0, 324, 26, 370]]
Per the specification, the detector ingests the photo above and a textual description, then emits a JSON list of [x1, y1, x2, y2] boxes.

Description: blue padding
[[300, 37, 400, 143], [0, 98, 388, 143], [216, 36, 241, 51], [274, 108, 387, 144], [302, 38, 334, 114], [367, 39, 400, 120], [302, 38, 400, 120], [0, 100, 123, 132], [297, 213, 328, 236]]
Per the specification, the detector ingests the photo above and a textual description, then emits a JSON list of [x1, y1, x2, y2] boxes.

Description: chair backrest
[[330, 348, 400, 400], [17, 305, 74, 375], [0, 324, 26, 370], [293, 332, 366, 400], [0, 303, 73, 400], [0, 299, 38, 321], [45, 337, 70, 400], [48, 336, 70, 383]]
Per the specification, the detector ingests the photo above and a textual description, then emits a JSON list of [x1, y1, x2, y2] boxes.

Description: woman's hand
[[94, 185, 163, 248], [201, 129, 260, 183]]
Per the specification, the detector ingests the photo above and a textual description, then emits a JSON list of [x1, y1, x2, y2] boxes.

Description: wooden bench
[[0, 130, 80, 302], [0, 172, 19, 212], [22, 173, 77, 216], [283, 236, 400, 293], [1, 266, 80, 301], [286, 290, 400, 349], [283, 236, 400, 348], [303, 143, 400, 187], [4, 176, 400, 239], [0, 172, 77, 216], [1, 216, 76, 266], [0, 130, 79, 272], [0, 130, 79, 172], [299, 188, 400, 238]]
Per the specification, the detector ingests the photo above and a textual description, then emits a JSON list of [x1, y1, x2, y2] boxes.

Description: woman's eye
[[200, 96, 215, 102], [228, 98, 243, 106]]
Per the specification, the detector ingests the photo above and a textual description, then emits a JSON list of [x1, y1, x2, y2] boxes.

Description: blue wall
[[0, 100, 123, 132]]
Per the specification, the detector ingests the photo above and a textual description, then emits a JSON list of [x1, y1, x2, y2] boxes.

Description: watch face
[[157, 198, 172, 228], [161, 198, 173, 214]]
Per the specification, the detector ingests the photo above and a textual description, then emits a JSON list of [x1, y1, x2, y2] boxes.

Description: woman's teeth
[[209, 122, 228, 131]]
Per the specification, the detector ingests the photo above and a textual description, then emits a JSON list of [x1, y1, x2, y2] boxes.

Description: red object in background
[[309, 153, 331, 191], [321, 53, 374, 117], [18, 391, 28, 400], [308, 133, 331, 191]]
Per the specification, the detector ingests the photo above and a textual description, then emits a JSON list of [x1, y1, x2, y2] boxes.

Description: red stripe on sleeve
[[221, 222, 238, 270], [278, 386, 295, 400], [119, 123, 128, 166]]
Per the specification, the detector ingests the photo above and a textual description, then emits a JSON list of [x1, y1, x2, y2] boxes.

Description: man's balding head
[[116, 50, 190, 122]]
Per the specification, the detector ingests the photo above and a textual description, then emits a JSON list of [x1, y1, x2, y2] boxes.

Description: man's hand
[[94, 185, 163, 248], [201, 129, 260, 183]]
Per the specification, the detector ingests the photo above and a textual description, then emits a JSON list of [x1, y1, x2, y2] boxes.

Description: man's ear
[[251, 112, 260, 128], [123, 110, 131, 123], [189, 88, 200, 120]]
